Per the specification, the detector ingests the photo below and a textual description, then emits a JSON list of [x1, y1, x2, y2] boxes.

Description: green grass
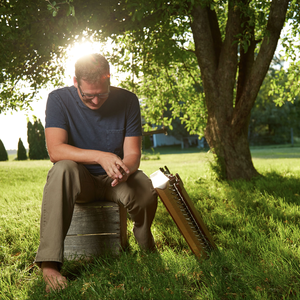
[[1, 148, 300, 299]]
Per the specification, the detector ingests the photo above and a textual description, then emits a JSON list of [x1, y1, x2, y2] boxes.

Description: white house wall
[[152, 134, 200, 148], [153, 134, 181, 147]]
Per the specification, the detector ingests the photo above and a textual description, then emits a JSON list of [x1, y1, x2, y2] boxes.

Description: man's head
[[74, 53, 110, 86], [73, 54, 110, 110]]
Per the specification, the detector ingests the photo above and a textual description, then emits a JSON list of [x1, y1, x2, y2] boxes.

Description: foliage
[[2, 0, 296, 127], [0, 139, 8, 161], [269, 0, 300, 106], [208, 152, 227, 182], [17, 138, 27, 161], [27, 118, 49, 160], [0, 0, 77, 113], [250, 57, 300, 145], [114, 34, 207, 138]]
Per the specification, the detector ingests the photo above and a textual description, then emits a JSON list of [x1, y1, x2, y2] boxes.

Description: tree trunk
[[205, 110, 259, 180], [190, 0, 289, 180]]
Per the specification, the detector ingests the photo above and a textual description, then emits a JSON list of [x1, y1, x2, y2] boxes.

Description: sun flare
[[64, 40, 113, 85]]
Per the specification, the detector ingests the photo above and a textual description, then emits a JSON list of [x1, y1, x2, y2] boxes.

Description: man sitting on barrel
[[34, 53, 158, 292]]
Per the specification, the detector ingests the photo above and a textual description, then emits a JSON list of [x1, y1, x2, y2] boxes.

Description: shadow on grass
[[26, 250, 208, 300], [228, 171, 300, 223], [250, 171, 300, 202], [25, 171, 300, 300], [194, 170, 300, 232]]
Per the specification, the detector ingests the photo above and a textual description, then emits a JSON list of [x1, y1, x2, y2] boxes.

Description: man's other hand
[[97, 152, 129, 183]]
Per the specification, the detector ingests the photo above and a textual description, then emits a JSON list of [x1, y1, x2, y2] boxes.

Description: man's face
[[74, 77, 110, 110]]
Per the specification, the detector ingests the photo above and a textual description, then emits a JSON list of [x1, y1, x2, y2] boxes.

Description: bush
[[0, 139, 8, 161], [17, 138, 27, 160], [27, 119, 49, 160], [142, 135, 152, 150]]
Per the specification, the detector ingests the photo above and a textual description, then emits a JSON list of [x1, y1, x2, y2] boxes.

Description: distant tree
[[17, 138, 27, 160], [142, 135, 152, 150], [27, 119, 49, 160], [0, 139, 8, 161], [249, 57, 300, 145]]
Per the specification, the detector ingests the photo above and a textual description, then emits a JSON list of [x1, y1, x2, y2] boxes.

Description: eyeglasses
[[78, 84, 110, 101]]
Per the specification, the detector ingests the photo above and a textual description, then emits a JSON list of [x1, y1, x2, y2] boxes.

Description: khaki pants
[[35, 160, 157, 266]]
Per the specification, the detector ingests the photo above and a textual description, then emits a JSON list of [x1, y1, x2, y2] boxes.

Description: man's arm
[[45, 127, 130, 182]]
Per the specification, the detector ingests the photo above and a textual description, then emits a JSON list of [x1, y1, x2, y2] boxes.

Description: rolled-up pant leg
[[35, 160, 96, 266], [102, 170, 158, 250]]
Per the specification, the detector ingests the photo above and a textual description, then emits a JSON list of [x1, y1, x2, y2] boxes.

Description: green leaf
[[67, 5, 72, 16]]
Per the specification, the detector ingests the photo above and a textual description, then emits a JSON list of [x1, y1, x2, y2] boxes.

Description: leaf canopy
[[1, 0, 299, 134]]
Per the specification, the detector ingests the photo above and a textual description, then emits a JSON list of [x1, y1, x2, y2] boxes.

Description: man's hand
[[108, 136, 142, 187], [96, 152, 130, 185], [110, 165, 129, 187]]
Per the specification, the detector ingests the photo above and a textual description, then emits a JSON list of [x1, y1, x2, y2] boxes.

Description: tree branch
[[236, 1, 255, 106], [232, 0, 290, 131], [181, 60, 200, 88], [217, 1, 243, 111], [190, 4, 222, 96]]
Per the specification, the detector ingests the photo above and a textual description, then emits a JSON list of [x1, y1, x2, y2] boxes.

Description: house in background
[[152, 132, 203, 149], [141, 115, 207, 149], [143, 128, 207, 149]]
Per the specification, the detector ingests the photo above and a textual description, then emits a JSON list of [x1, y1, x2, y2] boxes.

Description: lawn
[[1, 146, 300, 299]]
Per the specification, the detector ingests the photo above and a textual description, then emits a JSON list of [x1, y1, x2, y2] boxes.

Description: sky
[[0, 40, 120, 150], [0, 94, 49, 150]]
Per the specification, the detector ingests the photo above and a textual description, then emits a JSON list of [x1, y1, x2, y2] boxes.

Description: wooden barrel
[[64, 201, 128, 260]]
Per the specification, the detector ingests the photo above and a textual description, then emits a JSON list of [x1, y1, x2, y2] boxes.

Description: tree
[[17, 138, 27, 160], [0, 139, 8, 161], [98, 0, 295, 179], [249, 57, 300, 145], [0, 0, 77, 113], [2, 0, 300, 179], [27, 118, 49, 160]]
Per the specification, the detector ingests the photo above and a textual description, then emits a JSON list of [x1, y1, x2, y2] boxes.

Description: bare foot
[[41, 261, 68, 293]]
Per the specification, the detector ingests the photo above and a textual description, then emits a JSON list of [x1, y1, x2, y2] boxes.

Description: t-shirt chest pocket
[[106, 129, 125, 157]]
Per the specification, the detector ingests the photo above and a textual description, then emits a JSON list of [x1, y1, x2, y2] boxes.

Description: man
[[35, 53, 157, 292]]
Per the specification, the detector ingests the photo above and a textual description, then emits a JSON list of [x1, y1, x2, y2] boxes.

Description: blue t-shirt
[[45, 85, 142, 175]]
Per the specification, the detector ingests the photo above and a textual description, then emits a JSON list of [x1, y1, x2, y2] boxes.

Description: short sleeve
[[45, 91, 69, 131], [125, 94, 142, 137]]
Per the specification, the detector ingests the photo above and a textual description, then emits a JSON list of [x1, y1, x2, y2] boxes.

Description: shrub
[[0, 139, 8, 161], [142, 135, 152, 150], [17, 138, 27, 160], [27, 119, 49, 160]]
